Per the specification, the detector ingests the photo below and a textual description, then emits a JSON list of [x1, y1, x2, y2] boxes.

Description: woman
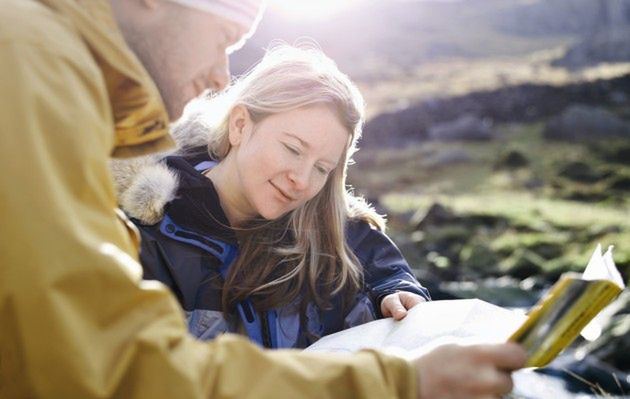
[[113, 45, 430, 349]]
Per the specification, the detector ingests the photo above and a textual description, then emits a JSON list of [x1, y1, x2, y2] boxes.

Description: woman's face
[[230, 105, 349, 221]]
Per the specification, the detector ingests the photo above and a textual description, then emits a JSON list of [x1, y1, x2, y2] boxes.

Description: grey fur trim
[[169, 114, 212, 153], [110, 112, 211, 224], [119, 162, 179, 225]]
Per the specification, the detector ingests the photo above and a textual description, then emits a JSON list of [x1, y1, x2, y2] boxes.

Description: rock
[[555, 28, 630, 69], [579, 290, 630, 372], [462, 214, 509, 230], [413, 203, 459, 231], [609, 144, 630, 165], [544, 104, 630, 140], [557, 161, 607, 183], [500, 248, 545, 279], [426, 149, 471, 168], [609, 175, 630, 191], [428, 114, 494, 141], [526, 241, 564, 260], [361, 75, 630, 149], [439, 277, 541, 308], [610, 91, 628, 105], [584, 224, 623, 241], [494, 150, 530, 170], [460, 243, 500, 275], [420, 225, 469, 258], [593, 142, 630, 165], [559, 188, 610, 203], [523, 176, 545, 190]]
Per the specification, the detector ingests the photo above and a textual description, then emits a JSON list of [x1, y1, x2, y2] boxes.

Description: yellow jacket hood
[[39, 0, 175, 157]]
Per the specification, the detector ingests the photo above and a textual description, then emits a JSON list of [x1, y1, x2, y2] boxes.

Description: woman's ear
[[228, 105, 251, 146]]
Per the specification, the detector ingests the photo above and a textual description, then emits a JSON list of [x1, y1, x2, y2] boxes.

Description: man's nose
[[208, 56, 230, 92]]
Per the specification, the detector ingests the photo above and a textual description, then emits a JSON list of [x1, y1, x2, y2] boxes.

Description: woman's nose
[[288, 163, 310, 191]]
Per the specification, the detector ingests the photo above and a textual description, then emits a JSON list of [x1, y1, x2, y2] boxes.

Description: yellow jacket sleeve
[[0, 36, 416, 399]]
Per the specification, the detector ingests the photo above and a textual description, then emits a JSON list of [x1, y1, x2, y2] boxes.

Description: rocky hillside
[[361, 74, 630, 147]]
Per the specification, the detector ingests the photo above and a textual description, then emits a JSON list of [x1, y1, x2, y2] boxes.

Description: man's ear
[[228, 105, 251, 146], [140, 0, 159, 9]]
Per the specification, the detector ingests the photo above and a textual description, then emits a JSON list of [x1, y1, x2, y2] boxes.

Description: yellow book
[[508, 244, 625, 367]]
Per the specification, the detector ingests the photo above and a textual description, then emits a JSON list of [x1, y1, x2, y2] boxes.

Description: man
[[0, 0, 526, 398]]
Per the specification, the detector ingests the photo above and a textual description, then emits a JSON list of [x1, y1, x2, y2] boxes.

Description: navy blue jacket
[[133, 154, 430, 349]]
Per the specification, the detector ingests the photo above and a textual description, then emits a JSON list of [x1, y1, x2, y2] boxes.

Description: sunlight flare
[[268, 0, 365, 19]]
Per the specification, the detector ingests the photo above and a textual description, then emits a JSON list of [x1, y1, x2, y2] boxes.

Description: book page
[[582, 244, 624, 288]]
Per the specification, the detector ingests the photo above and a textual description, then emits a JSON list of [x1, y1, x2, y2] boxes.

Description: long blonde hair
[[189, 45, 384, 313]]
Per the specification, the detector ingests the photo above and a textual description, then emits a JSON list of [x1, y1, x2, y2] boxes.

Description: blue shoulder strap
[[214, 255, 279, 348], [193, 160, 218, 172]]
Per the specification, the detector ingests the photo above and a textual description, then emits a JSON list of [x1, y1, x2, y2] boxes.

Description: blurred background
[[230, 1, 630, 395]]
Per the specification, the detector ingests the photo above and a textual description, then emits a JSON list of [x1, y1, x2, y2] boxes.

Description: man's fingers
[[476, 343, 528, 370], [470, 368, 514, 397], [494, 371, 514, 395]]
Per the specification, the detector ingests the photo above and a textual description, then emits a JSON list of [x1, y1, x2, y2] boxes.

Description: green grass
[[348, 122, 630, 282]]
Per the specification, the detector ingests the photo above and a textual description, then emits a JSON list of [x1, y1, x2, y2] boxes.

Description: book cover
[[508, 244, 625, 367]]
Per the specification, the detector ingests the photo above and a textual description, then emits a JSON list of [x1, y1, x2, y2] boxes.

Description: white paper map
[[306, 298, 527, 359]]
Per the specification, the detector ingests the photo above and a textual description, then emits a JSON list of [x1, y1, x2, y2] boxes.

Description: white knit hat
[[166, 0, 265, 32]]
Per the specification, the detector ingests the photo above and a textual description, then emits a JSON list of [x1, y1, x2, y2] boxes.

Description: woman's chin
[[257, 207, 292, 221]]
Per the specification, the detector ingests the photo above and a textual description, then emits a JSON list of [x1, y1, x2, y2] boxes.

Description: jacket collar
[[165, 155, 237, 244], [38, 0, 175, 158]]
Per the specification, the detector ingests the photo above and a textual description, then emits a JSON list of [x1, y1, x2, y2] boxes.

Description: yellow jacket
[[0, 0, 416, 398]]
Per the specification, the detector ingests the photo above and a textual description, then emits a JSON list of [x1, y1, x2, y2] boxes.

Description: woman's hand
[[380, 291, 427, 320]]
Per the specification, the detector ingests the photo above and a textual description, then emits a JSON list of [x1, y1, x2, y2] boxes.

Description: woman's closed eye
[[283, 143, 301, 156], [315, 164, 330, 176], [283, 142, 332, 176]]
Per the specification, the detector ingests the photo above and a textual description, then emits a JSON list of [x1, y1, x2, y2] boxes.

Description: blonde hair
[[191, 44, 384, 312]]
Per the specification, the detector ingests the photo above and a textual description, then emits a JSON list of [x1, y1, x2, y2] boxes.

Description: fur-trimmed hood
[[110, 117, 211, 225]]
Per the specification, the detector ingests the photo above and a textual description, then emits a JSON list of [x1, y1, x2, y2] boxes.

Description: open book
[[306, 244, 625, 369], [508, 244, 624, 367]]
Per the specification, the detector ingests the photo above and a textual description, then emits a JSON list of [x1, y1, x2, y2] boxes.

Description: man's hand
[[380, 291, 427, 320], [413, 342, 527, 399]]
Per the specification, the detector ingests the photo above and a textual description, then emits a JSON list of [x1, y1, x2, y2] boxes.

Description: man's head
[[111, 0, 264, 120]]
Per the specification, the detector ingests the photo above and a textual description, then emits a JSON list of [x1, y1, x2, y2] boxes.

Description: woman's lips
[[270, 181, 296, 202]]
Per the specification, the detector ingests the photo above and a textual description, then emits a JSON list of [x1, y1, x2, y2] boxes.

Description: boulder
[[609, 144, 630, 165], [427, 114, 494, 141], [555, 28, 630, 69], [544, 104, 630, 140], [500, 248, 545, 279], [413, 203, 459, 231], [579, 290, 630, 372], [557, 161, 607, 183], [494, 150, 530, 170], [426, 149, 472, 168], [460, 243, 500, 275], [609, 175, 630, 191]]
